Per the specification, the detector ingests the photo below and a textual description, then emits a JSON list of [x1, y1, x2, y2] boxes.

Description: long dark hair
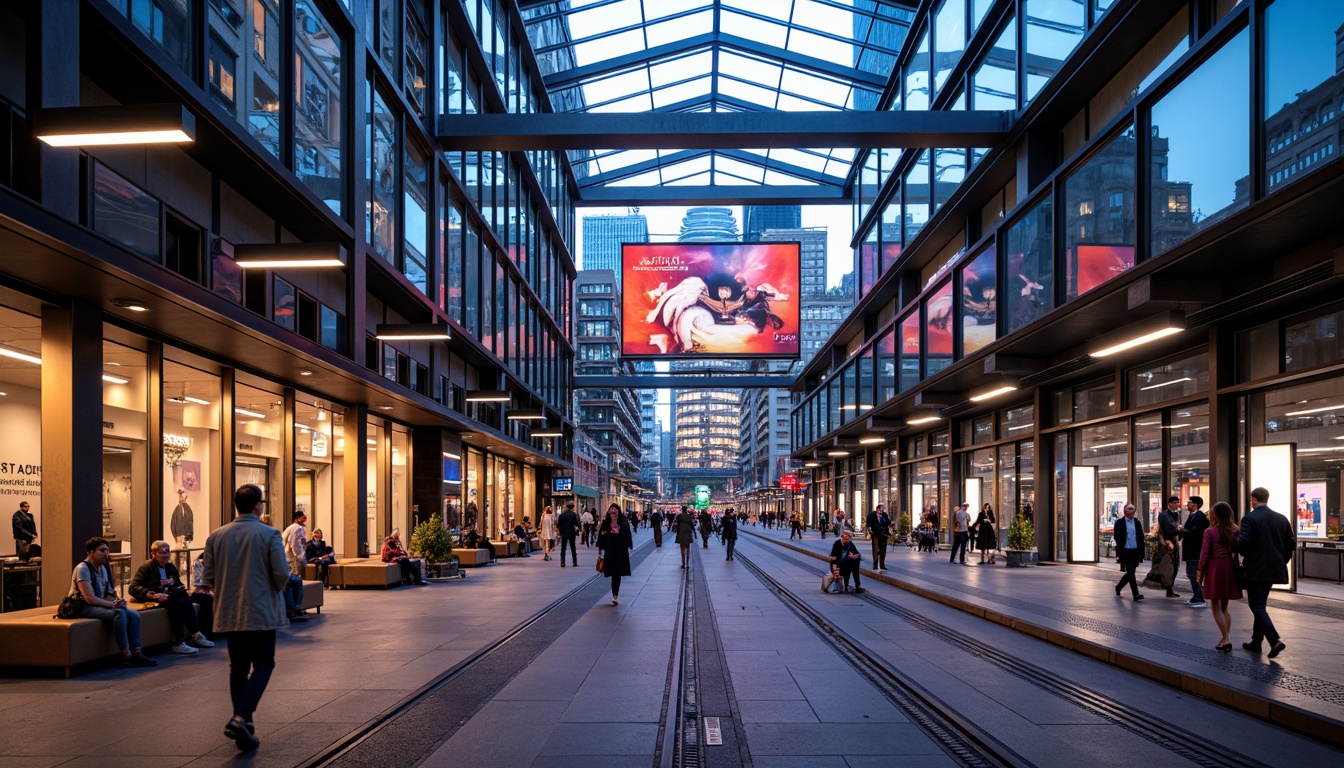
[[1210, 501, 1236, 548]]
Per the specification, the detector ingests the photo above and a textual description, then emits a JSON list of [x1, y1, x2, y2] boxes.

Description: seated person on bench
[[131, 540, 215, 654], [304, 529, 338, 586], [68, 537, 157, 667], [462, 526, 495, 562], [381, 529, 427, 585]]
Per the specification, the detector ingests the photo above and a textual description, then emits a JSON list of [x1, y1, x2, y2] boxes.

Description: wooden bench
[[452, 548, 493, 567], [491, 541, 516, 559], [339, 559, 403, 588], [300, 579, 324, 612]]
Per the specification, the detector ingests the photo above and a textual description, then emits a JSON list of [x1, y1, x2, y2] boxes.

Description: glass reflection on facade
[[1024, 0, 1085, 102], [1004, 196, 1053, 333], [1263, 0, 1343, 192], [1064, 126, 1136, 301], [926, 281, 954, 376], [368, 86, 398, 262], [960, 245, 996, 356], [1149, 28, 1249, 254], [294, 1, 344, 216]]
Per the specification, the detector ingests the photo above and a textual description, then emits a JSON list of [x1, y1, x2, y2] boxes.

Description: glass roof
[[522, 0, 914, 191]]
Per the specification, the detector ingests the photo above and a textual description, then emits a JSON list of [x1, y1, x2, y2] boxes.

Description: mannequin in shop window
[[171, 488, 195, 571]]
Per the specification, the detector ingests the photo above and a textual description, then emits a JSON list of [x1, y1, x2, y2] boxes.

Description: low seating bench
[[307, 558, 403, 588], [452, 548, 493, 567], [491, 541, 517, 559], [0, 580, 323, 676]]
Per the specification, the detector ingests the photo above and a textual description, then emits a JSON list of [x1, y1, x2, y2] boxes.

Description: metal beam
[[575, 374, 797, 389], [437, 110, 1012, 151], [575, 185, 847, 206]]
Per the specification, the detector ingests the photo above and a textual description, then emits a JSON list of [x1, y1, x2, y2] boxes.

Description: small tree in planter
[[896, 513, 912, 543], [1005, 513, 1038, 567], [410, 516, 458, 578]]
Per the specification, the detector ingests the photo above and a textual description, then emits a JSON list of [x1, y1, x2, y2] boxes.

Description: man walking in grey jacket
[[202, 484, 291, 751]]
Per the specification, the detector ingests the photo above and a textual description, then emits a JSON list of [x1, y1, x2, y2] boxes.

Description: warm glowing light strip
[[1090, 326, 1183, 358], [236, 408, 267, 419], [969, 384, 1018, 402], [39, 129, 193, 147], [0, 347, 41, 365]]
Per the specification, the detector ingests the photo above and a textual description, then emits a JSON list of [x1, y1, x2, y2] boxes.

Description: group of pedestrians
[[1114, 487, 1295, 659]]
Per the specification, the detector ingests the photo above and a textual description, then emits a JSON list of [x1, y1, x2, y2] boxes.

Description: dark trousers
[[871, 536, 888, 569], [701, 526, 711, 547], [559, 535, 578, 565], [652, 525, 663, 547], [790, 523, 800, 539], [226, 630, 276, 720], [162, 589, 202, 642], [839, 560, 861, 589], [725, 538, 736, 560], [1184, 560, 1204, 602], [949, 532, 969, 563], [192, 591, 215, 636], [610, 574, 622, 597], [1245, 581, 1280, 645], [311, 558, 334, 585], [1116, 558, 1140, 596], [394, 557, 422, 584]]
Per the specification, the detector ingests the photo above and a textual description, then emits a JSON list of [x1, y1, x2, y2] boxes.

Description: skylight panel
[[572, 29, 646, 67], [724, 0, 794, 23], [714, 155, 767, 183], [587, 92, 654, 112], [608, 168, 666, 186], [712, 168, 759, 186], [785, 27, 850, 63], [718, 51, 784, 90], [650, 51, 713, 87], [646, 0, 711, 21], [567, 0, 643, 40], [653, 78, 714, 108], [720, 11, 789, 48], [717, 77, 780, 109], [666, 170, 712, 185], [585, 68, 653, 101], [795, 0, 856, 37], [645, 11, 714, 46], [598, 148, 659, 174], [765, 168, 814, 185], [781, 68, 849, 107], [775, 92, 838, 111], [770, 147, 831, 173]]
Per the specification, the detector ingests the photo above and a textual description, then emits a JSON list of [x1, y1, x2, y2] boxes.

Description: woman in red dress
[[1198, 502, 1243, 653]]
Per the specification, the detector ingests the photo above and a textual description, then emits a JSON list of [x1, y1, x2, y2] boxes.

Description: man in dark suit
[[557, 503, 580, 567], [1157, 495, 1183, 598], [1112, 503, 1145, 601], [1237, 487, 1295, 659], [866, 504, 891, 571], [1179, 496, 1210, 607], [649, 508, 664, 548]]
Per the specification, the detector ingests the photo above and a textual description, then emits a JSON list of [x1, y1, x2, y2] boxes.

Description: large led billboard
[[622, 242, 801, 359]]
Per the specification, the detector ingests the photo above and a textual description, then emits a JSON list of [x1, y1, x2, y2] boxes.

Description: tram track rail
[[305, 540, 657, 768], [744, 539, 1279, 768]]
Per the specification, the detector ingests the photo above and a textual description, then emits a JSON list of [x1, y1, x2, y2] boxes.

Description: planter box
[[1005, 549, 1039, 567], [427, 561, 461, 580]]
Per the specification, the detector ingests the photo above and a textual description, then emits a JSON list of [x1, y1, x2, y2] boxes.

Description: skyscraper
[[743, 205, 801, 242], [580, 209, 649, 280]]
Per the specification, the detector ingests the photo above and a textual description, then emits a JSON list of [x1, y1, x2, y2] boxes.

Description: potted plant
[[410, 516, 458, 579], [1005, 513, 1038, 567], [896, 513, 912, 544]]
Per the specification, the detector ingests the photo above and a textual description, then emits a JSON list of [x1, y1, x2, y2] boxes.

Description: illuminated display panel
[[622, 242, 801, 359]]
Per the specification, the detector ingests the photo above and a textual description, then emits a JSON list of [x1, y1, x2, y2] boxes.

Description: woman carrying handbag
[[596, 504, 634, 606], [974, 504, 997, 564]]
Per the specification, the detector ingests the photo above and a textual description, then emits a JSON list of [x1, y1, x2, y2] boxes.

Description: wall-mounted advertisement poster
[[1297, 481, 1326, 538], [622, 242, 801, 359]]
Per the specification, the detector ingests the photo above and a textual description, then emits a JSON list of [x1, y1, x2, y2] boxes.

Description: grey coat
[[201, 514, 290, 632]]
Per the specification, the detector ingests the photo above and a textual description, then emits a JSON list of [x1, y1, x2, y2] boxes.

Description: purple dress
[[1197, 526, 1242, 600]]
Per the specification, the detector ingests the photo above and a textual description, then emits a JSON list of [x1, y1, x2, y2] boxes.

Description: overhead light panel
[[507, 408, 546, 421], [858, 434, 886, 445], [969, 379, 1020, 403], [804, 461, 820, 468], [532, 429, 563, 437], [184, 396, 211, 405], [236, 408, 267, 419], [906, 412, 943, 426], [1090, 311, 1185, 358], [375, 322, 451, 341], [0, 345, 41, 365], [102, 373, 130, 384], [36, 103, 195, 147], [112, 299, 150, 312], [233, 242, 345, 269], [826, 449, 850, 457], [465, 390, 510, 403]]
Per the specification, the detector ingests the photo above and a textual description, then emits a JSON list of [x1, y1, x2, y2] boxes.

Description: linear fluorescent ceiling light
[[1090, 311, 1185, 358], [1284, 403, 1344, 417], [102, 373, 130, 384], [36, 103, 194, 147], [0, 346, 41, 364], [233, 242, 345, 269], [969, 381, 1019, 403], [465, 390, 510, 403], [858, 434, 886, 445], [906, 413, 943, 426], [236, 408, 267, 419], [112, 298, 150, 312], [184, 396, 211, 405], [507, 409, 546, 420], [375, 322, 451, 340], [532, 429, 563, 437], [804, 461, 821, 467], [826, 449, 850, 457], [1139, 376, 1192, 392]]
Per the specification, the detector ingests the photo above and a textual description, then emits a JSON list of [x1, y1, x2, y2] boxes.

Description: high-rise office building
[[574, 270, 642, 498], [580, 210, 649, 279], [743, 206, 802, 242]]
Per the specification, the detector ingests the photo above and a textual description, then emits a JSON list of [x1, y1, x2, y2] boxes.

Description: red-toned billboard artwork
[[622, 242, 801, 359], [1070, 244, 1136, 298]]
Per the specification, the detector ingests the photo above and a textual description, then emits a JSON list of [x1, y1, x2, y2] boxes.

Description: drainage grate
[[703, 717, 723, 746]]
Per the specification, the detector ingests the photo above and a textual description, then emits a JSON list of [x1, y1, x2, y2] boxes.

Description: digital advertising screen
[[1069, 244, 1135, 298], [622, 242, 801, 359], [552, 477, 573, 494]]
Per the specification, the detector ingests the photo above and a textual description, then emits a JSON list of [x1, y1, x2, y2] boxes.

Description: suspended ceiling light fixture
[[858, 434, 886, 445], [1089, 311, 1185, 358], [236, 407, 267, 419], [233, 242, 345, 269], [905, 411, 943, 426], [0, 345, 41, 365], [111, 299, 150, 312], [102, 372, 130, 384], [36, 103, 195, 146], [375, 322, 451, 340], [969, 379, 1020, 403], [532, 428, 564, 437], [465, 390, 511, 403], [507, 408, 546, 421]]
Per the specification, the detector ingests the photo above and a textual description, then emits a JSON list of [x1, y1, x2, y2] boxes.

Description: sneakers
[[1187, 600, 1208, 608], [171, 642, 199, 655], [123, 652, 158, 667], [224, 716, 260, 751], [190, 632, 215, 648]]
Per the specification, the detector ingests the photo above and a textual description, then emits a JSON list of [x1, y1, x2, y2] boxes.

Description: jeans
[[1245, 581, 1280, 645], [559, 535, 578, 565], [949, 532, 969, 563], [871, 536, 888, 569], [79, 604, 141, 651], [284, 574, 303, 611], [1184, 560, 1204, 602], [725, 538, 736, 560], [226, 630, 276, 719]]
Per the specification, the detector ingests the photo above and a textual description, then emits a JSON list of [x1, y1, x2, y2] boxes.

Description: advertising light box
[[621, 242, 801, 359]]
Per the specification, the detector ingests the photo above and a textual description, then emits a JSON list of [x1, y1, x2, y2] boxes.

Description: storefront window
[[1169, 403, 1210, 508], [960, 245, 996, 356], [161, 359, 221, 571], [1285, 306, 1344, 373], [294, 0, 344, 216], [234, 382, 283, 529], [963, 447, 995, 531], [1074, 379, 1116, 422], [295, 398, 343, 555], [1134, 414, 1163, 528], [1255, 379, 1344, 539], [391, 425, 411, 540], [1004, 195, 1053, 333], [0, 306, 42, 567], [366, 421, 382, 553], [1263, 0, 1343, 193], [1148, 28, 1250, 255], [1063, 125, 1136, 301], [1080, 421, 1128, 558], [1127, 350, 1208, 408]]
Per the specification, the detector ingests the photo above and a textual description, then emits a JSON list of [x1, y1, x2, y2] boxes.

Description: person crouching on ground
[[829, 530, 864, 593], [131, 539, 215, 654]]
